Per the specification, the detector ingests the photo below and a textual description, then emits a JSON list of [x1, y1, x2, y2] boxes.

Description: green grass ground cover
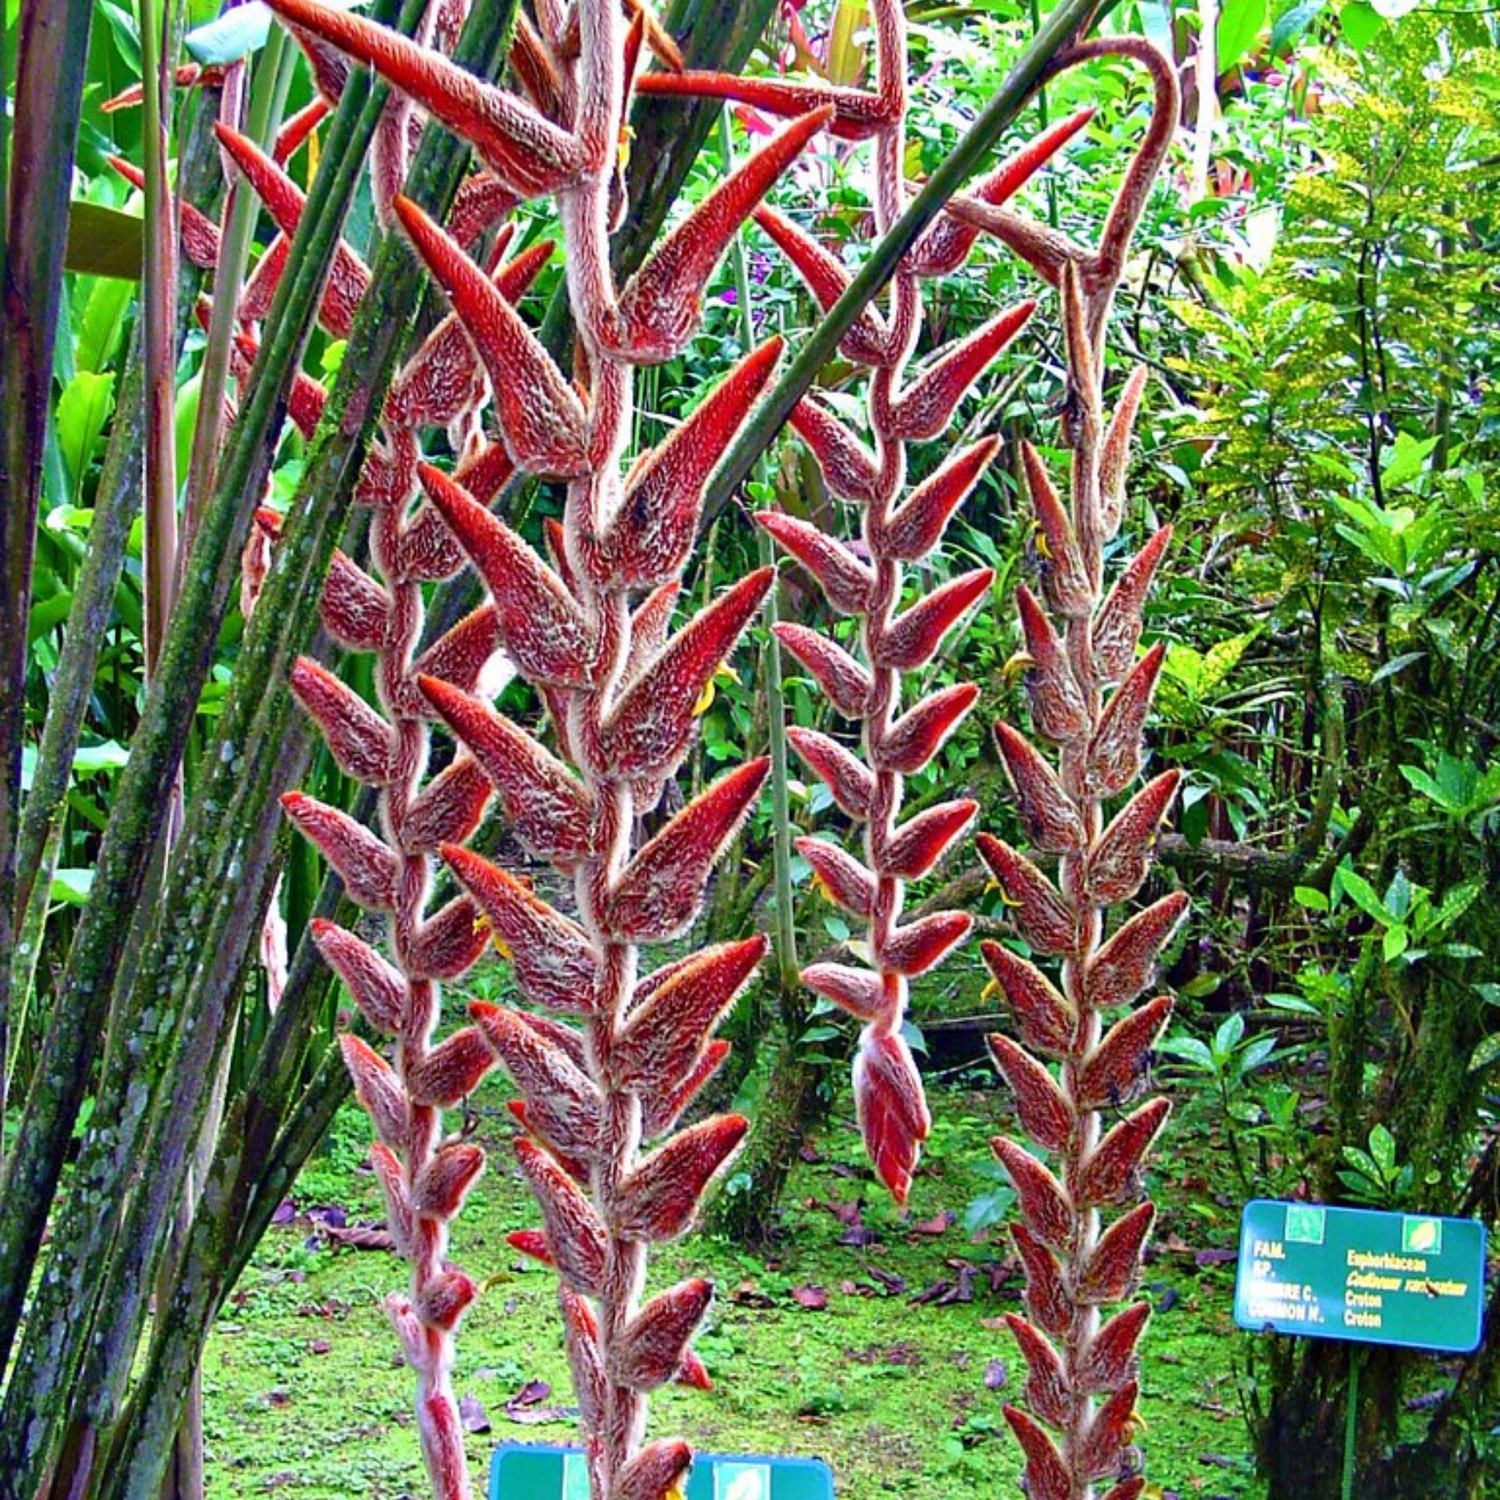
[[202, 1073, 1266, 1499]]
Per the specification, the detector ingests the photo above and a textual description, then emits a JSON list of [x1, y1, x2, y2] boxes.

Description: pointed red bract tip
[[396, 197, 589, 476], [614, 107, 834, 362], [636, 70, 890, 140], [854, 1031, 931, 1204], [890, 300, 1037, 441], [263, 0, 581, 198]]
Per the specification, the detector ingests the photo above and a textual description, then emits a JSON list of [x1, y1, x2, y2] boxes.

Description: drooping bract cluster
[[263, 0, 829, 1496], [659, 0, 1087, 1205], [972, 42, 1183, 1500]]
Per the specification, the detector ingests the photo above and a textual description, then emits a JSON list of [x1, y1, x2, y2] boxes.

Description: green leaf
[[1399, 764, 1455, 811], [77, 276, 134, 374], [1293, 885, 1329, 913], [55, 372, 116, 497], [1213, 1011, 1245, 1058], [1368, 1124, 1397, 1176], [1380, 432, 1439, 490], [1469, 1033, 1500, 1073], [1333, 863, 1389, 925], [1270, 0, 1324, 55], [1339, 0, 1384, 49], [1383, 869, 1412, 921], [1237, 1034, 1278, 1075], [1159, 1035, 1216, 1072], [1382, 923, 1409, 964], [1266, 992, 1323, 1017], [28, 592, 73, 644], [50, 869, 96, 906], [97, 0, 141, 73], [1370, 651, 1425, 686], [1218, 0, 1268, 72], [72, 741, 131, 776], [827, 0, 869, 87], [64, 203, 143, 281], [1433, 881, 1481, 931]]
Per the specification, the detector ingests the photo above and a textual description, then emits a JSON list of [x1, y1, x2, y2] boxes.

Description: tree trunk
[[708, 1013, 828, 1248]]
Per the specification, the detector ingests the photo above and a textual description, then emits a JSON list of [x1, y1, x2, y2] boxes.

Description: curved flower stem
[[700, 0, 1110, 526]]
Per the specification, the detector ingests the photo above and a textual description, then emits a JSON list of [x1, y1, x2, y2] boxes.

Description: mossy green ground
[[202, 1069, 1265, 1499]]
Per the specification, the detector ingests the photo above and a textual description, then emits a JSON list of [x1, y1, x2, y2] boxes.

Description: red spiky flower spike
[[971, 41, 1182, 1500], [732, 0, 1069, 1207], [265, 0, 826, 1496], [274, 203, 551, 1500]]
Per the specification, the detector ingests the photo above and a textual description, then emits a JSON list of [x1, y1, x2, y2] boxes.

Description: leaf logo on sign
[[718, 1463, 771, 1500]]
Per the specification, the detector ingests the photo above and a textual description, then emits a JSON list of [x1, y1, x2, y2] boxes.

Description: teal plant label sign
[[1234, 1199, 1487, 1352], [490, 1445, 835, 1500]]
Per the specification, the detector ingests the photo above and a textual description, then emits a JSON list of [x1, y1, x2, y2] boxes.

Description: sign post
[[1234, 1199, 1487, 1500]]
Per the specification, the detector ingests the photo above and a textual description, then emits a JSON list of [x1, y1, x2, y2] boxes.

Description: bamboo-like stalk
[[0, 0, 428, 1469], [0, 0, 95, 1177], [138, 0, 181, 682], [8, 76, 225, 1102]]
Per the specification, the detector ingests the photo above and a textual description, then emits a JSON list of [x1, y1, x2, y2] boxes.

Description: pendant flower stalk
[[275, 180, 550, 1500], [730, 0, 1080, 1204]]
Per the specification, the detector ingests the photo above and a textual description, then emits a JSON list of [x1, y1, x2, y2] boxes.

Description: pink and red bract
[[742, 0, 1061, 1210], [971, 37, 1183, 1500]]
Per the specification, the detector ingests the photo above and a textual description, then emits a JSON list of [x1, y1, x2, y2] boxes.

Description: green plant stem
[[182, 27, 297, 559], [139, 0, 180, 680], [0, 0, 94, 1177], [8, 76, 225, 1106], [1220, 1071, 1254, 1198], [1342, 1346, 1361, 1500], [720, 106, 798, 988], [700, 0, 1110, 527], [0, 0, 418, 1460]]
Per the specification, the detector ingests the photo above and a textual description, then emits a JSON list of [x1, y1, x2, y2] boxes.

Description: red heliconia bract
[[971, 35, 1183, 1500], [264, 0, 830, 1495]]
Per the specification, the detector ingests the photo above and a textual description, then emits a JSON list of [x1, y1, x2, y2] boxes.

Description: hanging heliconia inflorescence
[[649, 0, 1086, 1206], [98, 12, 551, 1495], [968, 40, 1183, 1500], [262, 0, 833, 1495]]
